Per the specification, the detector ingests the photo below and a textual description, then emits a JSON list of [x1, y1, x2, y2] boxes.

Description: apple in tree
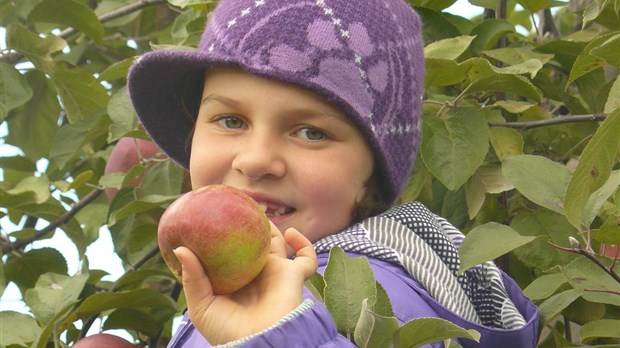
[[104, 137, 162, 200], [72, 333, 134, 348], [158, 185, 271, 294]]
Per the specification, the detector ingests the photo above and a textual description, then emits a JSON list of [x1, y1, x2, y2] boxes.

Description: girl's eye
[[297, 127, 326, 141], [216, 116, 245, 129]]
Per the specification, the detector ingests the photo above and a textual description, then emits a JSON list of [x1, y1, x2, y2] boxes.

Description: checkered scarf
[[314, 202, 526, 329]]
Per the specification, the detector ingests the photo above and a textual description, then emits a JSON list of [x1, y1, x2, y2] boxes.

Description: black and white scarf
[[314, 202, 526, 330]]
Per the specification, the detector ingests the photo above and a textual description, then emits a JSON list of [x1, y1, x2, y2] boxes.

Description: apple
[[72, 333, 134, 348], [600, 244, 620, 259], [104, 137, 162, 200], [158, 185, 271, 294]]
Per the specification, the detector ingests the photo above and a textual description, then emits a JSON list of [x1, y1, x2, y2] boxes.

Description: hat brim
[[127, 49, 239, 169]]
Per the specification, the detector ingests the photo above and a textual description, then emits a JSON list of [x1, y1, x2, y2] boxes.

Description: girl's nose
[[232, 132, 286, 181]]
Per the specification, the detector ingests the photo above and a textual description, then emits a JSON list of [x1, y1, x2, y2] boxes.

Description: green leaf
[[0, 63, 33, 121], [560, 256, 620, 305], [108, 194, 178, 226], [324, 247, 377, 335], [50, 113, 111, 170], [489, 127, 524, 161], [583, 170, 620, 227], [167, 0, 214, 9], [523, 273, 568, 300], [373, 282, 394, 318], [580, 319, 620, 341], [4, 247, 68, 292], [468, 19, 515, 55], [24, 272, 89, 324], [415, 8, 461, 44], [0, 311, 42, 347], [510, 210, 579, 273], [567, 31, 618, 88], [6, 22, 66, 60], [354, 298, 400, 348], [4, 70, 61, 160], [28, 0, 104, 42], [98, 57, 136, 82], [564, 110, 620, 229], [538, 289, 583, 325], [424, 35, 475, 60], [515, 0, 557, 13], [493, 100, 537, 114], [70, 288, 177, 318], [393, 317, 480, 347], [421, 108, 489, 191], [103, 308, 165, 337], [425, 58, 470, 87], [458, 222, 539, 274], [465, 164, 514, 219], [114, 269, 173, 291], [483, 47, 554, 67], [140, 159, 185, 196], [503, 155, 570, 215], [591, 33, 620, 70], [596, 214, 620, 244], [464, 74, 543, 101], [304, 272, 325, 303], [6, 174, 50, 204], [108, 86, 139, 142], [48, 62, 110, 123], [604, 75, 620, 113]]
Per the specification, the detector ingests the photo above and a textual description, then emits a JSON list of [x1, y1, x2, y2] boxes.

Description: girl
[[128, 0, 539, 346]]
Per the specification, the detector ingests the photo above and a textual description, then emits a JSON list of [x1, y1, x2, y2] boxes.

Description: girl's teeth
[[258, 203, 267, 213], [266, 207, 289, 218]]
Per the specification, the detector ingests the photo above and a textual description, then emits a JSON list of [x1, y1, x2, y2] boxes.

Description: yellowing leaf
[[424, 35, 476, 60]]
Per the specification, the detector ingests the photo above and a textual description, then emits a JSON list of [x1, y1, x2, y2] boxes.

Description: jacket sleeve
[[167, 298, 357, 347]]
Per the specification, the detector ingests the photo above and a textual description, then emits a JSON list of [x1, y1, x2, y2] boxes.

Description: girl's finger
[[269, 221, 287, 258], [284, 228, 318, 279], [173, 246, 215, 320]]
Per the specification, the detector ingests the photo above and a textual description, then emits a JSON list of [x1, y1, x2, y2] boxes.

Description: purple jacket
[[167, 252, 539, 347]]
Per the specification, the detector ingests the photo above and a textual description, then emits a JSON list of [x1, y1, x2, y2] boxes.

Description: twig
[[548, 240, 620, 284], [1, 188, 103, 253], [0, 0, 167, 64], [488, 113, 608, 130]]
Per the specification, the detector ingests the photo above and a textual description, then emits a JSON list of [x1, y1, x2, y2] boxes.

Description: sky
[[0, 0, 484, 339]]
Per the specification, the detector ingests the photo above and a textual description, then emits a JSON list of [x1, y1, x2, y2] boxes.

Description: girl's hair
[[351, 166, 394, 223]]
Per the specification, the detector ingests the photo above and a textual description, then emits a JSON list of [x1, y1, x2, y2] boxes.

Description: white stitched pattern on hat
[[317, 0, 371, 92]]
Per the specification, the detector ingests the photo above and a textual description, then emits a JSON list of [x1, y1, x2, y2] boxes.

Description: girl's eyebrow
[[201, 93, 352, 125], [200, 94, 241, 108]]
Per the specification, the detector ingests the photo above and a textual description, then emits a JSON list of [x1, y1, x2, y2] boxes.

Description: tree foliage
[[1, 0, 619, 346]]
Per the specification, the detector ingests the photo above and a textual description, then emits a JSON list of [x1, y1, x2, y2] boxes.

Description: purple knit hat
[[127, 0, 424, 203]]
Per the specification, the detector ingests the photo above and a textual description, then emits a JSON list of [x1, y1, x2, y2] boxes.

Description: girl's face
[[190, 67, 374, 244]]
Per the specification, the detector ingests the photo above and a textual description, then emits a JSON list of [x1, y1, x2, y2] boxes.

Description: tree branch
[[80, 245, 164, 338], [548, 240, 620, 285], [489, 113, 608, 130], [0, 0, 168, 64], [2, 188, 103, 253]]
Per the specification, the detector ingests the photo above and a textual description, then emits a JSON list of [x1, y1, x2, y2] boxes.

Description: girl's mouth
[[258, 203, 295, 219]]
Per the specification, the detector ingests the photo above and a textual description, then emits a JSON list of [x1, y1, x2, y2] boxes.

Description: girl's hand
[[173, 223, 318, 345]]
